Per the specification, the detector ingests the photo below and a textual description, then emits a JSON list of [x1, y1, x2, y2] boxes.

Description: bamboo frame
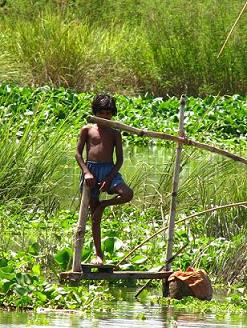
[[165, 95, 186, 272], [164, 95, 185, 295], [116, 201, 247, 267], [135, 243, 188, 298], [72, 182, 90, 272], [87, 116, 247, 165]]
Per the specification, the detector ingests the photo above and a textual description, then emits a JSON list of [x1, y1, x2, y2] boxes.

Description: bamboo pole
[[87, 117, 247, 165], [116, 200, 247, 267], [162, 95, 186, 296], [72, 182, 90, 272], [165, 95, 185, 269], [135, 243, 188, 299], [217, 1, 247, 58]]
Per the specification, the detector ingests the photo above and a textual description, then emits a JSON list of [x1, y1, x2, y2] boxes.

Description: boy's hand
[[99, 178, 112, 192], [84, 172, 95, 187]]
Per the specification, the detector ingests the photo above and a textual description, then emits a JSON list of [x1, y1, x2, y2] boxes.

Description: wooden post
[[115, 200, 247, 268], [87, 116, 247, 165], [72, 182, 90, 272], [163, 95, 186, 296]]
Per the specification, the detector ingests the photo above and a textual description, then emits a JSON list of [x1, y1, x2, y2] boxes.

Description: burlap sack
[[168, 266, 213, 300]]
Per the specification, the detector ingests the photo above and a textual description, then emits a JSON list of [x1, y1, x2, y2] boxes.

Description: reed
[[121, 148, 247, 237], [1, 1, 246, 95], [0, 111, 70, 210]]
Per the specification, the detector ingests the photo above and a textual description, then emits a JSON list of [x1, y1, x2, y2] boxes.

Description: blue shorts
[[80, 161, 125, 199]]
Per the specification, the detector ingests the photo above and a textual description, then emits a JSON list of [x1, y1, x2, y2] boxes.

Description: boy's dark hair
[[92, 94, 117, 116]]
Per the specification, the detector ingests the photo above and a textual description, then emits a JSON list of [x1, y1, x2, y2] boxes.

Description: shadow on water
[[1, 288, 247, 327]]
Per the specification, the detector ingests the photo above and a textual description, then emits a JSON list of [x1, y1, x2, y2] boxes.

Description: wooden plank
[[81, 263, 115, 273], [60, 271, 173, 282], [81, 263, 115, 269]]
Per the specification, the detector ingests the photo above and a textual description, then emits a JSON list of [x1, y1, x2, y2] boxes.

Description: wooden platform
[[60, 263, 172, 283], [81, 263, 115, 273]]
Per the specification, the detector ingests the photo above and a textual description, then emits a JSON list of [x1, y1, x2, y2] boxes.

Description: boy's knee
[[124, 188, 133, 202]]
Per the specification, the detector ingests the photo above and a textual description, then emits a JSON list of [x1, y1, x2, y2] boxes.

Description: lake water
[[1, 288, 247, 327]]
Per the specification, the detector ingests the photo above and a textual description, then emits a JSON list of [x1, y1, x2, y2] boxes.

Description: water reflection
[[1, 288, 247, 328]]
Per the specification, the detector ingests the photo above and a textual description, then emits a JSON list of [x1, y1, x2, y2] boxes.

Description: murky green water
[[1, 288, 247, 327]]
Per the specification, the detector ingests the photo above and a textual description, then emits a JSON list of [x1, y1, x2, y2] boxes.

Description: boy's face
[[96, 109, 113, 120]]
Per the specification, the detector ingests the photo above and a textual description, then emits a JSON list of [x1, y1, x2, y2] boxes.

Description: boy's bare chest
[[88, 128, 115, 146]]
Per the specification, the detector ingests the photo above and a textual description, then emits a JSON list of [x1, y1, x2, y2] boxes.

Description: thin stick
[[72, 182, 90, 272], [116, 201, 247, 267], [135, 243, 188, 298], [87, 116, 247, 165], [217, 1, 247, 58], [165, 95, 186, 272]]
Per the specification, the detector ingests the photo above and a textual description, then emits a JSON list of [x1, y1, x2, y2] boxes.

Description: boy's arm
[[100, 130, 123, 191], [75, 127, 95, 187], [112, 130, 124, 173]]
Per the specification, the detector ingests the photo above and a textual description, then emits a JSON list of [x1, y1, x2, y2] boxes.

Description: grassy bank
[[1, 1, 247, 95]]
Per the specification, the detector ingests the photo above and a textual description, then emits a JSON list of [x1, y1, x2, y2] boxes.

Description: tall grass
[[119, 148, 247, 238], [0, 110, 70, 211], [1, 0, 246, 95]]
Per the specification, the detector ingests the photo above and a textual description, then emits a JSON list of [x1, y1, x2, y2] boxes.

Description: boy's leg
[[90, 184, 133, 265], [90, 198, 104, 265], [96, 183, 133, 212]]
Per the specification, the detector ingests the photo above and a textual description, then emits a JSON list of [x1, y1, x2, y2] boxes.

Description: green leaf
[[0, 258, 8, 268], [114, 238, 124, 251], [131, 255, 147, 264], [82, 242, 93, 261], [54, 248, 72, 270], [0, 269, 15, 280], [2, 279, 15, 293], [35, 291, 47, 302], [0, 266, 14, 273], [32, 264, 41, 276], [28, 242, 40, 255], [16, 272, 33, 285], [102, 237, 115, 254], [14, 284, 29, 296]]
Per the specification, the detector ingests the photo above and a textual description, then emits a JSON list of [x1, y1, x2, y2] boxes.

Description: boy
[[75, 94, 133, 265]]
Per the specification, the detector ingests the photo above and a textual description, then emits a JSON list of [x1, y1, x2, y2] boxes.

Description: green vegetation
[[0, 251, 112, 310], [0, 0, 246, 318], [157, 293, 247, 313], [0, 1, 247, 95], [1, 84, 246, 147], [0, 84, 246, 311]]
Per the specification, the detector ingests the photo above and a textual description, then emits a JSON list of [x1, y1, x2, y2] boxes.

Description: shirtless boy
[[75, 94, 133, 265]]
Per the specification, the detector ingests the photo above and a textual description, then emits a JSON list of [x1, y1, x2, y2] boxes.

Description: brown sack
[[168, 266, 213, 300]]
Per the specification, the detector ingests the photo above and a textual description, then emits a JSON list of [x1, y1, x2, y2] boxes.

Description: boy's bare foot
[[91, 255, 104, 266]]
